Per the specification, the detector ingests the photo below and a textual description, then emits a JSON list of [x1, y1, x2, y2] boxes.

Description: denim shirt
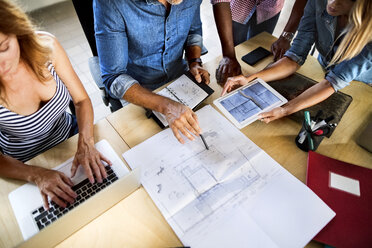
[[285, 0, 372, 91], [93, 0, 203, 99]]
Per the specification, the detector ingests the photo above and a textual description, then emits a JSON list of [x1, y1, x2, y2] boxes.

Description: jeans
[[232, 11, 281, 46], [68, 114, 79, 138]]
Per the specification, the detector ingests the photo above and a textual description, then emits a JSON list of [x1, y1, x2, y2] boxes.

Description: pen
[[304, 111, 314, 151], [200, 134, 209, 150]]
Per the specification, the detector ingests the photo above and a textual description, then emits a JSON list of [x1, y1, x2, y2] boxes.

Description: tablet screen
[[220, 82, 281, 123]]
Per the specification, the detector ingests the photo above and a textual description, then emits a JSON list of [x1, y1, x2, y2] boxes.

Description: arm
[[0, 154, 76, 210], [212, 1, 242, 85], [271, 0, 308, 60], [185, 5, 210, 84], [258, 80, 335, 123], [49, 35, 111, 184], [221, 57, 300, 95]]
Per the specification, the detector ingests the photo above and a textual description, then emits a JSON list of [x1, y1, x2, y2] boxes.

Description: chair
[[71, 0, 124, 112]]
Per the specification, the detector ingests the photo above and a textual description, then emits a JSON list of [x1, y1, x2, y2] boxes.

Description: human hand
[[71, 137, 112, 184], [32, 167, 77, 210], [221, 74, 253, 96], [257, 106, 288, 123], [216, 56, 242, 86], [189, 62, 210, 84], [271, 36, 291, 61], [164, 100, 201, 144]]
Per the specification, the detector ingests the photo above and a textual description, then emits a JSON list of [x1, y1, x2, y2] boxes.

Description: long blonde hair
[[0, 0, 52, 82], [330, 0, 372, 65]]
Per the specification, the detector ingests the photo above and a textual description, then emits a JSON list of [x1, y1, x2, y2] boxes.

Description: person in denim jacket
[[94, 0, 210, 143], [222, 0, 372, 123]]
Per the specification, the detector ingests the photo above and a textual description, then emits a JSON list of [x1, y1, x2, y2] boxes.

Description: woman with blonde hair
[[222, 0, 372, 123], [0, 0, 111, 209]]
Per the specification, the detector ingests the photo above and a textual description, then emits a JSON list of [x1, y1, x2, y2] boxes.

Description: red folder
[[306, 151, 372, 248]]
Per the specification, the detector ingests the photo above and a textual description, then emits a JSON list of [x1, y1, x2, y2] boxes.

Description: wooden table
[[1, 32, 370, 248], [106, 32, 372, 247]]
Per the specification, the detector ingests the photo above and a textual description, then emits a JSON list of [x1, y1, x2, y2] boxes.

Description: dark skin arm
[[213, 2, 242, 86], [271, 0, 308, 60], [185, 45, 210, 84]]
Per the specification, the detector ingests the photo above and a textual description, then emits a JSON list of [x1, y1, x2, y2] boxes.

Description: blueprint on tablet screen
[[123, 105, 335, 248], [220, 82, 281, 122]]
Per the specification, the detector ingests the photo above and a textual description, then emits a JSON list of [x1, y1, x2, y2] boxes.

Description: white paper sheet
[[123, 105, 335, 248], [153, 74, 209, 127]]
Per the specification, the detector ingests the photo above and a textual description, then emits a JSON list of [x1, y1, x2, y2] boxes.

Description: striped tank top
[[0, 64, 73, 162]]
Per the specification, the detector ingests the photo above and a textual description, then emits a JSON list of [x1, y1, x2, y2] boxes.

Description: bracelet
[[188, 57, 202, 66], [281, 31, 295, 42]]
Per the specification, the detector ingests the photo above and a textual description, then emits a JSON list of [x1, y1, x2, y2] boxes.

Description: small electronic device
[[241, 47, 272, 66], [214, 78, 287, 129]]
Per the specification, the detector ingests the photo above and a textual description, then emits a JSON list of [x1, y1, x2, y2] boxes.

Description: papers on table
[[153, 74, 212, 127], [123, 105, 335, 248]]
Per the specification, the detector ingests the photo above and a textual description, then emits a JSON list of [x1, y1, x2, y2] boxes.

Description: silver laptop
[[8, 139, 140, 247]]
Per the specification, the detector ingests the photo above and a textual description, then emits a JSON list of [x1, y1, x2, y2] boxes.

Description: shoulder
[[36, 32, 66, 66]]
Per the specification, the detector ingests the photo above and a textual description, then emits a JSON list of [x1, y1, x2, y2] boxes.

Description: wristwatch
[[281, 31, 295, 42], [188, 57, 202, 66]]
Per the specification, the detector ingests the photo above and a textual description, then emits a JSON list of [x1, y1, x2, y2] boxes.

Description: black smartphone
[[241, 47, 271, 66]]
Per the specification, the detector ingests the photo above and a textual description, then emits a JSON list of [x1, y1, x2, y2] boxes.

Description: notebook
[[268, 73, 353, 137], [152, 72, 214, 127], [306, 151, 372, 248]]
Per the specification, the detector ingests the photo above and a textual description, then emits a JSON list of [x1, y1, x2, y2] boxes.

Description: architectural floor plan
[[123, 105, 335, 248]]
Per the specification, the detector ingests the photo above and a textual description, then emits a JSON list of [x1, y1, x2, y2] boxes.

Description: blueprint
[[123, 105, 335, 248], [220, 82, 281, 122]]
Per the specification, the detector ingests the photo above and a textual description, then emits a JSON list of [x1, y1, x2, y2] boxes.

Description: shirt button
[[165, 52, 168, 55], [166, 37, 170, 41]]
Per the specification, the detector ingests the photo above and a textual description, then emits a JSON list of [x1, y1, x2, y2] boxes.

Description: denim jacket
[[93, 0, 203, 99], [285, 0, 372, 91]]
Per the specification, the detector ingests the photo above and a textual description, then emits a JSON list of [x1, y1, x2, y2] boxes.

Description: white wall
[[13, 0, 67, 12]]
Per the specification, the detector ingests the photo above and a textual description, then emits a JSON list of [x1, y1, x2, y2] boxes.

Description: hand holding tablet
[[214, 78, 288, 129]]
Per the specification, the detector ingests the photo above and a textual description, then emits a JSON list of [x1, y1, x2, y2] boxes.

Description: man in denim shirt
[[94, 0, 210, 143]]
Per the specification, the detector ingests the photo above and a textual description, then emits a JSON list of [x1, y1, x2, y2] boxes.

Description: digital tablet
[[214, 78, 288, 129]]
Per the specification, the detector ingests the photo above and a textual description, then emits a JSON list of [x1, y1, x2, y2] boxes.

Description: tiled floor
[[29, 0, 296, 123]]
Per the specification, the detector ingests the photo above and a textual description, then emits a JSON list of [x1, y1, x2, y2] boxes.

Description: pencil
[[200, 134, 209, 150]]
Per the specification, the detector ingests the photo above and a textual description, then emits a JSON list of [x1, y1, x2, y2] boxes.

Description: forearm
[[123, 84, 174, 114], [185, 45, 202, 61], [283, 79, 335, 115], [250, 57, 300, 81], [213, 3, 235, 58], [282, 0, 308, 33], [0, 155, 39, 183], [74, 98, 94, 145]]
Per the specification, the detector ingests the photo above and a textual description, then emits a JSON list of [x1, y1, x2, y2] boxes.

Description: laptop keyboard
[[31, 166, 118, 231]]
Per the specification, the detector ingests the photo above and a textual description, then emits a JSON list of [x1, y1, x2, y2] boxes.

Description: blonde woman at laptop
[[0, 0, 111, 209], [222, 0, 372, 123]]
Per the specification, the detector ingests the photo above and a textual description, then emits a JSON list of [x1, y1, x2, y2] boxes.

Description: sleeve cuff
[[210, 0, 230, 4], [284, 51, 305, 66], [325, 71, 350, 92], [109, 74, 139, 99], [186, 34, 203, 49]]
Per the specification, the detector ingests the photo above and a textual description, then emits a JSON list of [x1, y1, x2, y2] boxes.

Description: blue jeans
[[232, 11, 280, 46], [68, 114, 79, 138]]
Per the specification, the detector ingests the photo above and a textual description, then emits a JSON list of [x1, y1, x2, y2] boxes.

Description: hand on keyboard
[[32, 167, 77, 210], [71, 137, 112, 184]]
